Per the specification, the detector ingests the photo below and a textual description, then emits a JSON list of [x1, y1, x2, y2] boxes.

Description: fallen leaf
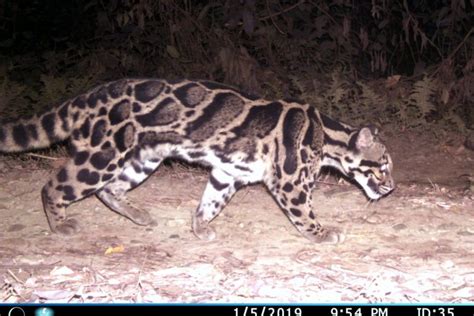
[[385, 75, 401, 88], [166, 45, 180, 59], [441, 87, 450, 104], [34, 289, 74, 300], [104, 245, 125, 255], [50, 266, 74, 276]]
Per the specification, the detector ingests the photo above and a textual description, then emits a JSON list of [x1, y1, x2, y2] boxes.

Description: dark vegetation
[[0, 0, 472, 130]]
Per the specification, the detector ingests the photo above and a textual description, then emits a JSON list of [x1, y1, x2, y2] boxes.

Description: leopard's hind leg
[[41, 160, 108, 234], [96, 157, 161, 225]]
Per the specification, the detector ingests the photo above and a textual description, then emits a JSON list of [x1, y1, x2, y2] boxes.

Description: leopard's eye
[[368, 171, 381, 180]]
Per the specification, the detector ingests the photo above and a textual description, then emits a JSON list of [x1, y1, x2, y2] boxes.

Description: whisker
[[364, 199, 372, 208]]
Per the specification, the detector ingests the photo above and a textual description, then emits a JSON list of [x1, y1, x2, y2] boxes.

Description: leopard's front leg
[[192, 168, 240, 241], [265, 168, 345, 243]]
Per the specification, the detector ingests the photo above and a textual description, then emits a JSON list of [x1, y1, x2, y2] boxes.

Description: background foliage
[[0, 0, 472, 131]]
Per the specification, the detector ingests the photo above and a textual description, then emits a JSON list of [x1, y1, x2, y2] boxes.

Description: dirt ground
[[1, 129, 473, 303]]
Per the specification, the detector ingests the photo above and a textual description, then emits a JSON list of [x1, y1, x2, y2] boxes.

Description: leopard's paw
[[192, 218, 216, 241], [52, 218, 80, 235], [305, 227, 345, 244]]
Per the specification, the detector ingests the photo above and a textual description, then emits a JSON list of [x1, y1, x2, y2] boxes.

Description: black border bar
[[0, 304, 473, 316]]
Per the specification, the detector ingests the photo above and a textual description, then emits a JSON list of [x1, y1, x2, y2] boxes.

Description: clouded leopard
[[0, 79, 394, 243]]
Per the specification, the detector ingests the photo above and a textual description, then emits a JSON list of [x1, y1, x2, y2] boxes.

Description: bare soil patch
[[1, 129, 473, 303]]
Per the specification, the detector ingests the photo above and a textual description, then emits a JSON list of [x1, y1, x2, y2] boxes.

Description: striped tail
[[0, 101, 74, 153]]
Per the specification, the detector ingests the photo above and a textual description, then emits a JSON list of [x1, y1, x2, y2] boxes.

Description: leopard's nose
[[385, 177, 395, 191]]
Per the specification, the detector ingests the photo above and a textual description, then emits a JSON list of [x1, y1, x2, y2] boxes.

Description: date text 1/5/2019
[[234, 307, 303, 316]]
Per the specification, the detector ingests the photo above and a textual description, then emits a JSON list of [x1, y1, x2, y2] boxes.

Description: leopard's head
[[341, 127, 395, 200]]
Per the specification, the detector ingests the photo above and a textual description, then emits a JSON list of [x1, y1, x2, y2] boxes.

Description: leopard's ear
[[356, 127, 375, 150], [367, 124, 379, 136]]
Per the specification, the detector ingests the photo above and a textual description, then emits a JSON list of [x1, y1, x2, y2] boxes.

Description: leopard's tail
[[0, 100, 76, 153]]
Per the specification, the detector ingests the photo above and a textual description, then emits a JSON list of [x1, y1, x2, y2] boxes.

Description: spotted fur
[[0, 79, 395, 243]]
